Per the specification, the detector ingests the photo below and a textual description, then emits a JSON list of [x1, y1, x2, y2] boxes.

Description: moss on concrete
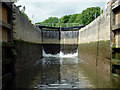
[[78, 40, 110, 74], [112, 48, 120, 60], [14, 40, 41, 45], [2, 58, 12, 65], [111, 59, 120, 65], [1, 42, 12, 47]]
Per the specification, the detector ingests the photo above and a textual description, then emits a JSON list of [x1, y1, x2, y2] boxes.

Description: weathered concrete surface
[[2, 4, 43, 88], [11, 5, 43, 74], [60, 30, 79, 54], [3, 57, 42, 88], [11, 49, 42, 88], [42, 30, 79, 54], [79, 7, 111, 44], [78, 41, 110, 74], [78, 7, 111, 75], [42, 30, 60, 44], [13, 41, 42, 75], [42, 29, 79, 45], [61, 44, 78, 54], [13, 6, 42, 44], [60, 30, 78, 44], [41, 29, 60, 54]]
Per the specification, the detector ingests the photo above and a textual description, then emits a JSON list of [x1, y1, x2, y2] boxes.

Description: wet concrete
[[2, 41, 43, 89], [78, 40, 111, 75], [43, 44, 78, 55], [61, 44, 78, 54], [42, 44, 60, 54]]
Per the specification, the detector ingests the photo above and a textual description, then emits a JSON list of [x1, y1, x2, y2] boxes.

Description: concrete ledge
[[13, 6, 42, 44], [112, 0, 120, 10], [112, 23, 120, 31], [0, 20, 11, 29]]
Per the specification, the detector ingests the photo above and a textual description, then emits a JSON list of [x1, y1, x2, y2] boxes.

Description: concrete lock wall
[[13, 6, 42, 44], [42, 30, 60, 54], [2, 3, 42, 88], [60, 30, 79, 54], [12, 5, 42, 75], [78, 7, 111, 75], [13, 41, 42, 75], [42, 29, 79, 45], [60, 30, 78, 44], [42, 30, 60, 44]]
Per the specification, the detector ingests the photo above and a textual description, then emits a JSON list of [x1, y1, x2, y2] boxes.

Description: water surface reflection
[[11, 51, 111, 89], [34, 56, 111, 89]]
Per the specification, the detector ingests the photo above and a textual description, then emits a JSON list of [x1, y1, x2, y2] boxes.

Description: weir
[[39, 26, 83, 55]]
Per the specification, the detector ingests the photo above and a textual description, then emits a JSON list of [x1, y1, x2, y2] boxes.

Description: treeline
[[35, 7, 101, 27]]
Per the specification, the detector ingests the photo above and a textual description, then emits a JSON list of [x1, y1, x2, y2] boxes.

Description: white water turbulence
[[42, 49, 78, 58], [59, 50, 78, 58], [42, 49, 60, 58]]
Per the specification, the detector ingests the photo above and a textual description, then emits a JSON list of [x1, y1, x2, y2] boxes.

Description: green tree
[[68, 14, 78, 23], [13, 0, 19, 2], [35, 17, 59, 27], [59, 15, 71, 23], [40, 17, 59, 26], [36, 7, 101, 27], [74, 7, 101, 25], [43, 17, 59, 23], [57, 15, 71, 27]]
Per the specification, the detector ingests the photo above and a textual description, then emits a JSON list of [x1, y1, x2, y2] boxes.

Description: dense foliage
[[35, 7, 101, 27], [59, 15, 71, 23], [74, 7, 101, 25], [36, 17, 59, 27], [68, 14, 78, 23]]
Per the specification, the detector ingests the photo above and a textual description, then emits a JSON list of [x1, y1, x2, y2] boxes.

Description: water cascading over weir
[[37, 25, 84, 56]]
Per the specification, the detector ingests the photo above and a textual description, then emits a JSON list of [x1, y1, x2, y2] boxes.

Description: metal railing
[[35, 23, 82, 28]]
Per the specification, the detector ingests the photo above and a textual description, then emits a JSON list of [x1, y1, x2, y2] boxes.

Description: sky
[[15, 0, 110, 23]]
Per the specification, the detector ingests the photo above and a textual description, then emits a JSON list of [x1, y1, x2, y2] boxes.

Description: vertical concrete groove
[[96, 18, 100, 66], [108, 6, 112, 75]]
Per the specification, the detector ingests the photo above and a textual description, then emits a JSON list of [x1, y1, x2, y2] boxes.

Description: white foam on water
[[59, 50, 78, 58], [42, 49, 60, 57], [42, 49, 78, 58]]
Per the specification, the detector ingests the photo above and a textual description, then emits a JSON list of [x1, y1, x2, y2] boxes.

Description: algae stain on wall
[[78, 7, 111, 75]]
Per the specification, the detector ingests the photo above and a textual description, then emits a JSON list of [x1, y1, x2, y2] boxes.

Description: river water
[[30, 49, 111, 89], [10, 48, 113, 89]]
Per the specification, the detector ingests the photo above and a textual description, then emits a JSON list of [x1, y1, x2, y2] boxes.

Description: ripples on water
[[33, 50, 111, 89], [10, 48, 112, 89]]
